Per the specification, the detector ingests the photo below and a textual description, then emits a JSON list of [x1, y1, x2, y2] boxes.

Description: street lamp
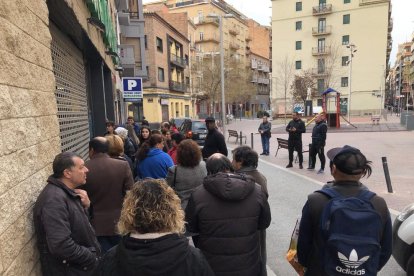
[[346, 43, 357, 123], [207, 13, 234, 135]]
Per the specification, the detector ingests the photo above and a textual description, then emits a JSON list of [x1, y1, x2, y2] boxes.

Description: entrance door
[[318, 38, 326, 53], [318, 18, 326, 33], [162, 105, 169, 122]]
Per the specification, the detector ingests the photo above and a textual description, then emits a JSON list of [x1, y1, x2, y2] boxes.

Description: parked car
[[171, 117, 190, 129], [179, 119, 208, 146], [392, 203, 414, 273]]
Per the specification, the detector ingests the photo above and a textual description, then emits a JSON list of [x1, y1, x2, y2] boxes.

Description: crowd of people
[[33, 115, 393, 276]]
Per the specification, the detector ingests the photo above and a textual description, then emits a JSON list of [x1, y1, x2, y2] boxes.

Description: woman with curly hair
[[166, 139, 207, 210], [135, 134, 174, 179], [96, 179, 214, 276]]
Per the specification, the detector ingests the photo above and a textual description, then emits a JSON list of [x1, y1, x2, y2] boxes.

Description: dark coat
[[84, 153, 134, 236], [185, 172, 271, 276], [286, 119, 306, 141], [33, 176, 101, 276], [311, 120, 327, 147], [297, 181, 392, 276], [236, 167, 268, 198], [202, 128, 228, 159], [95, 234, 214, 276], [258, 121, 272, 137]]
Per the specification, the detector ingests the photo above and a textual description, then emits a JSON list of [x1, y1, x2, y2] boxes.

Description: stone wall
[[0, 0, 61, 275]]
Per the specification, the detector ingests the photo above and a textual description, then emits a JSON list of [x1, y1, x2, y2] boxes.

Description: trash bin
[[327, 113, 337, 127]]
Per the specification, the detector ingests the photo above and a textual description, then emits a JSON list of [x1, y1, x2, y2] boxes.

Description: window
[[341, 77, 349, 87], [295, 21, 302, 30], [295, 60, 302, 70], [158, 67, 164, 82], [342, 35, 350, 45], [296, 41, 302, 50], [199, 32, 204, 41], [185, 54, 189, 65], [343, 14, 350, 24], [186, 77, 190, 85], [296, 2, 302, 11], [317, 79, 325, 93], [344, 0, 351, 3], [342, 56, 349, 66], [144, 35, 148, 49], [318, 59, 325, 73], [156, 37, 163, 52]]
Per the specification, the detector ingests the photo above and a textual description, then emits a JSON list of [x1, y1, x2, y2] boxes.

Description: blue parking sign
[[122, 78, 143, 100]]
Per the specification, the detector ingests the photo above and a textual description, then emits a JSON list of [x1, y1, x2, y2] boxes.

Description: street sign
[[122, 77, 143, 101]]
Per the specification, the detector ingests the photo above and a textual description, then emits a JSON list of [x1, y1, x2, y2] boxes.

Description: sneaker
[[265, 153, 270, 156], [286, 163, 293, 168], [307, 167, 315, 170], [260, 152, 266, 155], [299, 164, 303, 169], [317, 169, 324, 174]]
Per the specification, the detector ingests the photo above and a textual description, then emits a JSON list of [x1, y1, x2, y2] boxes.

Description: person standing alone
[[258, 115, 272, 156], [308, 113, 328, 174], [202, 117, 228, 160], [286, 112, 306, 169]]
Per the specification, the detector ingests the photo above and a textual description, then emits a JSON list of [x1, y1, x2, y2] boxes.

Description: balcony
[[312, 46, 331, 56], [311, 68, 328, 77], [229, 29, 240, 36], [169, 80, 186, 92], [312, 4, 332, 15], [258, 78, 270, 85], [167, 0, 208, 8], [195, 34, 219, 44], [251, 60, 258, 69], [251, 76, 258, 83], [245, 35, 252, 42], [229, 42, 240, 50], [359, 0, 390, 6], [194, 17, 219, 27], [312, 25, 332, 36], [170, 54, 186, 68], [388, 18, 393, 31], [258, 64, 270, 72]]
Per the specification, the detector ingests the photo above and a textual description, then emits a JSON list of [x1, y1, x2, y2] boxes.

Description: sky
[[143, 0, 414, 65]]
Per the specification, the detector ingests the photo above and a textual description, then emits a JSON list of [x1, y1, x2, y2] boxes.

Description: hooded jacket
[[95, 234, 214, 276], [137, 148, 174, 179], [186, 172, 271, 276]]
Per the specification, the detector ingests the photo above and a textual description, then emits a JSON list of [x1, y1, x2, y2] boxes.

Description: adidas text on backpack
[[318, 187, 383, 276]]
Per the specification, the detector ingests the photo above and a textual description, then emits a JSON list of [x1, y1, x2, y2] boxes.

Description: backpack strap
[[357, 189, 376, 202], [316, 187, 343, 199]]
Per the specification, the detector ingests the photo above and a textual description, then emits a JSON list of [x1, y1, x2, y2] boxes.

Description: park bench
[[371, 115, 380, 125], [274, 138, 309, 163], [227, 129, 247, 144]]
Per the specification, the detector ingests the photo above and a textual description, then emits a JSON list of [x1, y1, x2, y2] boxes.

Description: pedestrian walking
[[286, 112, 306, 169], [297, 145, 392, 276], [135, 134, 174, 179], [202, 117, 228, 160], [258, 115, 272, 156], [232, 145, 269, 276], [185, 153, 271, 276], [96, 178, 214, 276], [308, 113, 328, 174], [166, 139, 207, 210], [83, 137, 134, 253], [33, 152, 101, 275]]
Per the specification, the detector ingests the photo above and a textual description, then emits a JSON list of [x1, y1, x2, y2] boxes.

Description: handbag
[[286, 217, 305, 276], [172, 166, 177, 189]]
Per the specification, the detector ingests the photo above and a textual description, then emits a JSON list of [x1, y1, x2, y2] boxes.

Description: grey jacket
[[236, 167, 268, 198], [166, 161, 207, 210]]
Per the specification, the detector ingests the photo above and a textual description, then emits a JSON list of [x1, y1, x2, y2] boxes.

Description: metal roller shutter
[[50, 24, 91, 159]]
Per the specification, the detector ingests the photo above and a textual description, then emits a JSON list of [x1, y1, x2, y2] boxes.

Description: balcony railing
[[194, 17, 219, 26], [312, 4, 332, 15], [195, 34, 219, 44], [311, 68, 328, 76], [170, 54, 186, 68], [245, 35, 252, 42], [229, 29, 240, 36], [258, 64, 270, 72], [169, 80, 186, 92], [359, 0, 390, 6], [167, 0, 207, 8], [229, 42, 240, 50], [312, 46, 331, 55], [251, 76, 258, 83], [312, 25, 332, 36], [258, 78, 270, 85]]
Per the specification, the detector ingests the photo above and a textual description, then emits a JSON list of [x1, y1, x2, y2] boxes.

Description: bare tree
[[276, 55, 295, 124], [324, 43, 345, 91], [291, 69, 317, 104]]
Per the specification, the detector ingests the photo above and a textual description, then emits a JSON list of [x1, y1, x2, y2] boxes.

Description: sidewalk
[[225, 114, 414, 211]]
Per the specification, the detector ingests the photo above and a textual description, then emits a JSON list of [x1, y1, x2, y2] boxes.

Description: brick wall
[[248, 19, 270, 60], [0, 0, 61, 275]]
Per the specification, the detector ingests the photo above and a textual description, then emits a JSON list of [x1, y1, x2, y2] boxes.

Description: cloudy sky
[[143, 0, 414, 65]]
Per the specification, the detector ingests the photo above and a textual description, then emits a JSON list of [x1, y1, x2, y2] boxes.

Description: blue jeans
[[97, 235, 121, 253], [261, 135, 270, 154]]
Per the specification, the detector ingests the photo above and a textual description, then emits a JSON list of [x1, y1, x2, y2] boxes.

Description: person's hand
[[74, 189, 91, 209], [292, 127, 296, 132]]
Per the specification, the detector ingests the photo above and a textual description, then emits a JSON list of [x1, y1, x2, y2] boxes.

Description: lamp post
[[208, 13, 234, 135], [346, 43, 356, 123]]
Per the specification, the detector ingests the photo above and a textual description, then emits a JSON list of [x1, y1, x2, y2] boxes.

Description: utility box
[[401, 111, 414, 130]]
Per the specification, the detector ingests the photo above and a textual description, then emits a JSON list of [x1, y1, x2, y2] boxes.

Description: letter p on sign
[[127, 80, 137, 91]]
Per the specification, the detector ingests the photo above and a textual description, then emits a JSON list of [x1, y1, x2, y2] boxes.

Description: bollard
[[308, 144, 312, 167], [251, 133, 254, 149], [239, 131, 243, 146], [381, 157, 393, 193]]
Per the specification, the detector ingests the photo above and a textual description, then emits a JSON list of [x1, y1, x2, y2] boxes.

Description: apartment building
[[118, 0, 147, 122], [143, 12, 192, 122], [271, 0, 392, 116]]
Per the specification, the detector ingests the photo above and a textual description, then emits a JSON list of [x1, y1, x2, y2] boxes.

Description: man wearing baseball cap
[[297, 145, 392, 276], [202, 117, 228, 160]]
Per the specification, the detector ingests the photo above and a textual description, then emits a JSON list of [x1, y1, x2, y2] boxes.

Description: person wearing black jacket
[[308, 114, 328, 173], [258, 115, 272, 156], [285, 112, 306, 169], [202, 117, 228, 160]]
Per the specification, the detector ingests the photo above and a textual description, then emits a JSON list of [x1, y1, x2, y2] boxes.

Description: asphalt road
[[258, 158, 406, 276]]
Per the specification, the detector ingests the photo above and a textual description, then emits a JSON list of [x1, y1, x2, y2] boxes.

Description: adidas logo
[[336, 249, 369, 275]]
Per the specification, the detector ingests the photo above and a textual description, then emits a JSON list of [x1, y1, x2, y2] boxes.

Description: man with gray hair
[[186, 153, 271, 276]]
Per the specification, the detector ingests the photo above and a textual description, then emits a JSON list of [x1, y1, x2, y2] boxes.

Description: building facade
[[143, 12, 192, 122], [271, 0, 392, 116], [0, 0, 120, 274]]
